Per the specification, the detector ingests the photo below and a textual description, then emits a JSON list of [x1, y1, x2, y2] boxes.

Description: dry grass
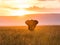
[[0, 25, 60, 45]]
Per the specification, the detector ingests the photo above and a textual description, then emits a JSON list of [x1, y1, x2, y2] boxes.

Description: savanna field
[[0, 25, 60, 45]]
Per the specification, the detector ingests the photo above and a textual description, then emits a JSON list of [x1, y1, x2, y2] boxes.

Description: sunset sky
[[0, 14, 60, 26], [0, 0, 60, 26], [0, 0, 60, 16]]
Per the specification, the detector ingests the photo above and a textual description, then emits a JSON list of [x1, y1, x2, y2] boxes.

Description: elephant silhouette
[[25, 19, 38, 31]]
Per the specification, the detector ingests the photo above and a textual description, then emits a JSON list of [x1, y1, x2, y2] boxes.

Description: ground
[[0, 25, 60, 45]]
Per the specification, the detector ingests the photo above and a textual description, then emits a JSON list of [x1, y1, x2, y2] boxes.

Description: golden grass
[[0, 25, 60, 45]]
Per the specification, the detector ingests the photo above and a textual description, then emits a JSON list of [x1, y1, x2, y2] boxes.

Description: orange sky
[[0, 14, 60, 26], [0, 0, 60, 16], [0, 0, 60, 26]]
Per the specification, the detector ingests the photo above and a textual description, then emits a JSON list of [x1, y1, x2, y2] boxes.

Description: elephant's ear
[[25, 20, 30, 25], [34, 20, 38, 24]]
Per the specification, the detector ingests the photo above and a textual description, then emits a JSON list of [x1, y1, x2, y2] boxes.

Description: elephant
[[25, 19, 38, 31]]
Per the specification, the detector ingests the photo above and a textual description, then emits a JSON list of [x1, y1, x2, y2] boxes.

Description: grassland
[[0, 25, 60, 45]]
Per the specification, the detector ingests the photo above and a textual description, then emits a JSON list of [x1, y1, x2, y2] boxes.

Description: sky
[[0, 14, 60, 26], [0, 0, 60, 26], [0, 0, 60, 16]]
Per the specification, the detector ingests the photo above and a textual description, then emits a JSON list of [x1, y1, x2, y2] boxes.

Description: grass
[[0, 25, 60, 45]]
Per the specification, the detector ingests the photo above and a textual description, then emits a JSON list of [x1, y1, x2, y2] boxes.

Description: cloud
[[36, 1, 60, 8], [0, 0, 60, 16]]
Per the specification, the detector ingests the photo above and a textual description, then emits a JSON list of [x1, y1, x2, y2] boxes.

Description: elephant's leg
[[33, 24, 37, 30], [30, 25, 35, 30], [30, 25, 32, 30], [28, 25, 36, 31], [28, 26, 30, 30], [28, 25, 33, 30], [32, 25, 36, 30]]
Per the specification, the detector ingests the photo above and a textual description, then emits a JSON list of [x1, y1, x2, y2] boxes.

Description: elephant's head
[[25, 20, 38, 31]]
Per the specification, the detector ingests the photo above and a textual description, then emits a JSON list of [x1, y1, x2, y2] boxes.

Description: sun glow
[[0, 0, 60, 16], [10, 9, 30, 16]]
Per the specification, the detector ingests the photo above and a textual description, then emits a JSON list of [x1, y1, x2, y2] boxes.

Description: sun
[[11, 9, 30, 16]]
